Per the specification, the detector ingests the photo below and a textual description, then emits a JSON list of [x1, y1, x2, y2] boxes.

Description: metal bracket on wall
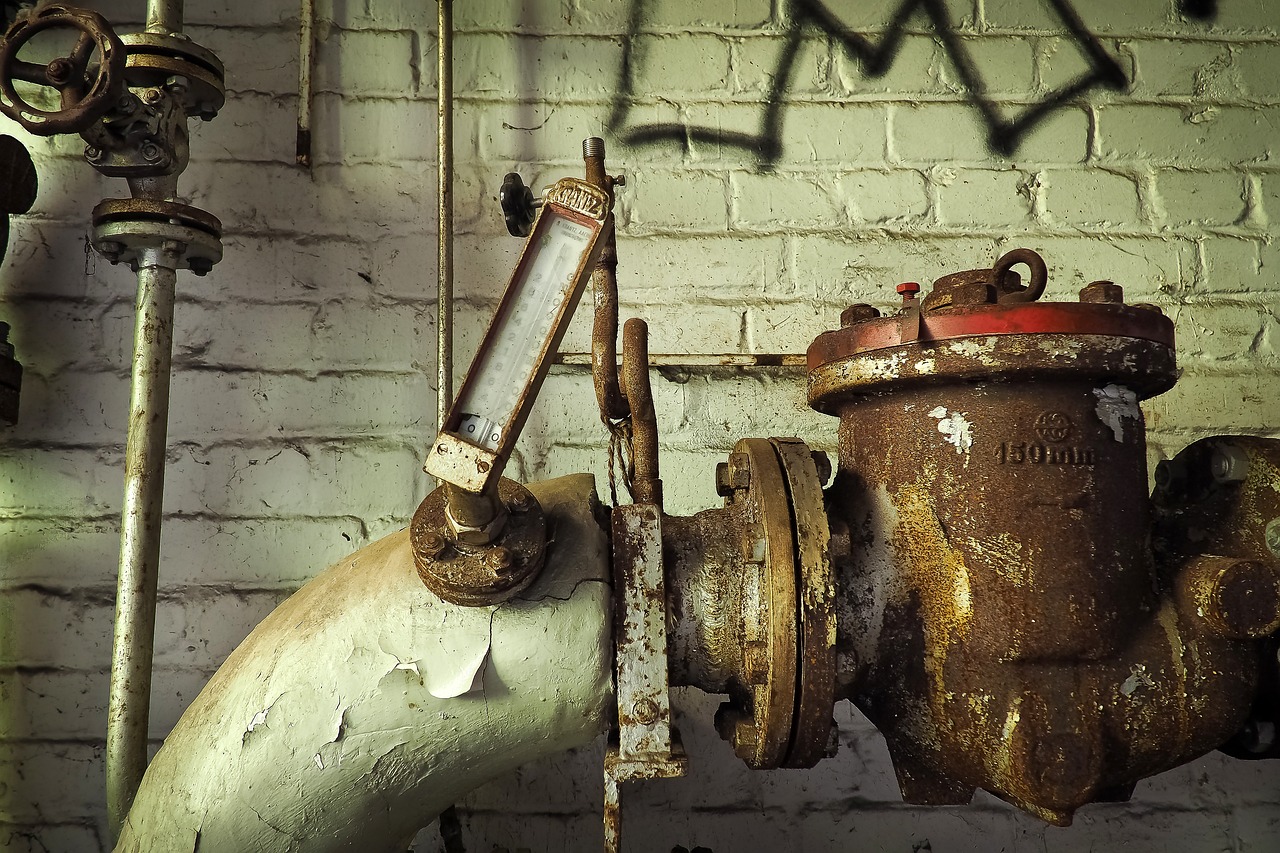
[[605, 501, 687, 853]]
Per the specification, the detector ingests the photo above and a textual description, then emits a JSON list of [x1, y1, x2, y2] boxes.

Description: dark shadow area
[[608, 0, 1132, 168]]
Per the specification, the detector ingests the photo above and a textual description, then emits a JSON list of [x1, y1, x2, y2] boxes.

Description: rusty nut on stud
[[410, 478, 548, 607]]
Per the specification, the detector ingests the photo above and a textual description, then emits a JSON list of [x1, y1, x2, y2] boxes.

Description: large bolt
[[417, 531, 448, 560], [1265, 518, 1280, 560], [142, 87, 164, 105], [508, 490, 534, 513], [1079, 280, 1125, 304], [188, 258, 213, 277], [484, 546, 514, 576], [1210, 444, 1250, 484], [97, 240, 123, 261], [731, 721, 759, 761], [631, 697, 659, 726], [141, 142, 163, 163], [896, 281, 920, 298], [45, 58, 73, 85], [840, 304, 880, 327]]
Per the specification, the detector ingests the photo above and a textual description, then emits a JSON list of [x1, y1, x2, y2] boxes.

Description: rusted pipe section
[[145, 0, 183, 34], [622, 318, 659, 507], [106, 243, 182, 839], [584, 137, 629, 422], [436, 0, 453, 434]]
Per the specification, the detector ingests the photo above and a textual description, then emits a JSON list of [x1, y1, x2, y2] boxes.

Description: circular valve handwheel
[[0, 4, 125, 135]]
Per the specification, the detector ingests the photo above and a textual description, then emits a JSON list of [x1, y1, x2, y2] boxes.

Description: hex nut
[[484, 546, 514, 575], [418, 531, 448, 560], [1079, 280, 1125, 304], [1210, 444, 1251, 484], [840, 304, 881, 327], [631, 698, 660, 726], [725, 451, 751, 490]]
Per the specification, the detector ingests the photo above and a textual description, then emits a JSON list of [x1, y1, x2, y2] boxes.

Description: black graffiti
[[607, 0, 1130, 167]]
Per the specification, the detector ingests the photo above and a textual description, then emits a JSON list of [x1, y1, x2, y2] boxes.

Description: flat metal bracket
[[604, 501, 687, 852]]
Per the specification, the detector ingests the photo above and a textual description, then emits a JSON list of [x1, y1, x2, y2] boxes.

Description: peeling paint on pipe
[[114, 474, 613, 852]]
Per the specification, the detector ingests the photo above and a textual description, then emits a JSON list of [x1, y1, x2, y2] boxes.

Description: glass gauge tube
[[453, 213, 595, 450], [427, 177, 611, 495]]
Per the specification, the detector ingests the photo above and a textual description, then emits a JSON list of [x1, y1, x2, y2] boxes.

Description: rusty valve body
[[800, 249, 1280, 824]]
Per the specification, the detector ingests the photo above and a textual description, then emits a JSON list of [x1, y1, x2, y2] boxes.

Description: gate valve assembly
[[410, 127, 1280, 843]]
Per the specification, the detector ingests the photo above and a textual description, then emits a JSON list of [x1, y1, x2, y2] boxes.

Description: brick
[[452, 0, 576, 33], [892, 102, 1088, 164], [0, 823, 104, 853], [639, 0, 772, 30], [0, 589, 115, 669], [1146, 370, 1280, 434], [1156, 169, 1247, 226], [734, 34, 829, 97], [732, 170, 843, 229], [1237, 43, 1280, 102], [838, 169, 930, 223], [1043, 168, 1141, 226], [802, 807, 1018, 852], [935, 166, 1035, 227], [628, 168, 730, 231], [942, 36, 1037, 97], [632, 34, 733, 96], [0, 519, 118, 589], [834, 33, 947, 97], [1172, 302, 1268, 362], [1036, 33, 1129, 96], [192, 26, 299, 96], [477, 102, 615, 163], [1128, 39, 1240, 99], [1100, 105, 1280, 165], [0, 447, 122, 519], [0, 743, 104, 823], [153, 590, 291, 668], [984, 0, 1177, 34], [456, 33, 622, 100], [315, 28, 420, 97], [1237, 805, 1280, 852], [1200, 235, 1280, 295], [1036, 806, 1234, 852], [779, 103, 889, 164], [1, 222, 131, 301], [161, 439, 426, 518], [310, 95, 437, 164]]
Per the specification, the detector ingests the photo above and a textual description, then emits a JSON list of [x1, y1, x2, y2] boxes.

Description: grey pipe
[[106, 245, 181, 841], [145, 0, 183, 34], [436, 0, 453, 433]]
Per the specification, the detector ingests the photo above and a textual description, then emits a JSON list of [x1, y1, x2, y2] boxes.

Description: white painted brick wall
[[1, 0, 1279, 850]]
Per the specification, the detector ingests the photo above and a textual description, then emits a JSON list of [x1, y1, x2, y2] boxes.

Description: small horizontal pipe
[[553, 353, 806, 369]]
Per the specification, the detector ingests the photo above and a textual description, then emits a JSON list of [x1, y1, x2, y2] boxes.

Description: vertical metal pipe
[[436, 0, 453, 432], [145, 0, 184, 34], [106, 246, 180, 841], [297, 0, 315, 168]]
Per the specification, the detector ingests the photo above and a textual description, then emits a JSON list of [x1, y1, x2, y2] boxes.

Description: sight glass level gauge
[[426, 176, 612, 493], [412, 176, 613, 606]]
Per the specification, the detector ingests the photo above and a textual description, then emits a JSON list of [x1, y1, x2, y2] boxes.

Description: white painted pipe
[[113, 474, 614, 852]]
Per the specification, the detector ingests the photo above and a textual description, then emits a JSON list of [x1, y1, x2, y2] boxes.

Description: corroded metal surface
[[811, 248, 1280, 825], [666, 437, 835, 770], [410, 478, 546, 606]]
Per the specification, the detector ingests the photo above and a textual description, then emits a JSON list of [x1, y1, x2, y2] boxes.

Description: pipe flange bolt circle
[[717, 438, 798, 769], [411, 479, 546, 607], [771, 437, 838, 768], [119, 32, 226, 119], [0, 5, 126, 135]]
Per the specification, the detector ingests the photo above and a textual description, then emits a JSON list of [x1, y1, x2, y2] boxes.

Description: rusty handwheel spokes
[[0, 4, 125, 135]]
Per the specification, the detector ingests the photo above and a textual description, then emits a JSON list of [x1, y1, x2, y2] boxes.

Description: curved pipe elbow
[[115, 474, 614, 853]]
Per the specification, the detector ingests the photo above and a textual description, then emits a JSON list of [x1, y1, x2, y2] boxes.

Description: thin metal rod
[[297, 0, 314, 168], [106, 247, 180, 841], [145, 0, 184, 34], [436, 0, 453, 432]]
